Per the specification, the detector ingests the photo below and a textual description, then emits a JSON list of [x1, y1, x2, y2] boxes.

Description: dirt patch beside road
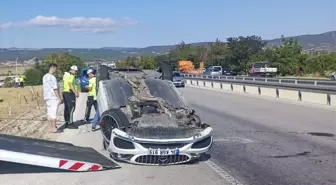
[[0, 86, 65, 140]]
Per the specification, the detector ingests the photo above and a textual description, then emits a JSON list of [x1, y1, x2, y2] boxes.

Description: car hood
[[173, 76, 184, 81]]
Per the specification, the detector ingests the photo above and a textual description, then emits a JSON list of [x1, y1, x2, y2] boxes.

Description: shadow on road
[[58, 119, 92, 130]]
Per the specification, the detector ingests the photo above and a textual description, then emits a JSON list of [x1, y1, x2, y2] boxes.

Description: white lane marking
[[205, 160, 244, 185], [213, 137, 254, 144]]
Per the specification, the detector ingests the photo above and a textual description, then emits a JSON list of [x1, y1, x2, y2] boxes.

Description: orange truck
[[178, 60, 204, 74]]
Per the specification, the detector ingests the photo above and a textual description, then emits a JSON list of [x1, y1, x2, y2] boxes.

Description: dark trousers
[[62, 92, 76, 125], [85, 96, 98, 121]]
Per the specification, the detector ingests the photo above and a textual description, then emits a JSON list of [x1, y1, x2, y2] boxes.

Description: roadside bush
[[24, 68, 44, 85], [4, 77, 15, 87]]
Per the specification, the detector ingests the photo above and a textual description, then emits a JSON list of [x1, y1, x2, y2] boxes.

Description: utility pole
[[15, 58, 18, 76]]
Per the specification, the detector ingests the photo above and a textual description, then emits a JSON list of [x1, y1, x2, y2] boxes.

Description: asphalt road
[[1, 87, 335, 185], [180, 87, 336, 185]]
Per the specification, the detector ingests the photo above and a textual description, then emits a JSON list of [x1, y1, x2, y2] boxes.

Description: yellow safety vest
[[63, 72, 75, 92], [88, 77, 97, 100]]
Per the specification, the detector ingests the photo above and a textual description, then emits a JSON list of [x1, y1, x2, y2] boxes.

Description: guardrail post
[[230, 84, 233, 91], [226, 76, 228, 80], [190, 80, 193, 85], [243, 85, 246, 92], [203, 81, 205, 87], [243, 77, 245, 81], [258, 87, 261, 95], [279, 79, 282, 84], [276, 88, 279, 98], [196, 80, 199, 86], [327, 94, 331, 105], [314, 81, 317, 86], [234, 77, 236, 80], [295, 80, 297, 84], [265, 78, 268, 82], [220, 83, 223, 89], [298, 91, 302, 101], [253, 78, 255, 81], [211, 82, 214, 88], [218, 76, 221, 79]]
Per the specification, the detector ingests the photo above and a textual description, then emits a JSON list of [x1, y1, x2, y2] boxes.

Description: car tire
[[100, 108, 129, 145], [96, 64, 110, 90]]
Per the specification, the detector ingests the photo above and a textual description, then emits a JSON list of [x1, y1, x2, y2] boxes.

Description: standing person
[[15, 76, 19, 88], [19, 75, 24, 88], [62, 65, 79, 128], [91, 107, 100, 131], [84, 69, 99, 131], [42, 63, 63, 133]]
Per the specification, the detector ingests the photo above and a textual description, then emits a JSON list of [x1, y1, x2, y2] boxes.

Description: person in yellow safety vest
[[84, 69, 99, 131], [19, 76, 24, 88], [62, 65, 79, 128]]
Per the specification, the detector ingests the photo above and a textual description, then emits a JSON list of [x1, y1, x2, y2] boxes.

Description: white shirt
[[43, 73, 59, 100]]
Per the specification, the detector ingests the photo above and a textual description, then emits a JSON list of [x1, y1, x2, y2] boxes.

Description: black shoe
[[65, 122, 76, 129]]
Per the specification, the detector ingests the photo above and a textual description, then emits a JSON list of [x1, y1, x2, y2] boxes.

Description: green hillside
[[0, 31, 335, 61]]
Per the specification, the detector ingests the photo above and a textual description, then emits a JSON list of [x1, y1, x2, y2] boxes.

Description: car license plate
[[148, 148, 179, 155]]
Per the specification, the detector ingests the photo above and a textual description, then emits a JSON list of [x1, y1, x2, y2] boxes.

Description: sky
[[0, 0, 335, 48]]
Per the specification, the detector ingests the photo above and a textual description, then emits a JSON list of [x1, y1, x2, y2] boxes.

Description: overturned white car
[[96, 65, 213, 165]]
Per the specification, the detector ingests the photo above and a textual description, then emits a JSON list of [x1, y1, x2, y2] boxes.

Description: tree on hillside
[[24, 53, 85, 85], [140, 56, 156, 69], [168, 41, 207, 69], [45, 53, 84, 79], [207, 38, 231, 67], [305, 52, 336, 76], [272, 37, 307, 75], [227, 35, 266, 73]]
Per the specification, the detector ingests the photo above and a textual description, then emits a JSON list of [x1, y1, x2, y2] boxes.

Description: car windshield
[[173, 72, 181, 77], [213, 67, 221, 72]]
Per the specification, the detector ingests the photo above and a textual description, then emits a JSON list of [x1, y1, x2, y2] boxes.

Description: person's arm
[[68, 75, 78, 94], [88, 80, 93, 91], [52, 76, 62, 102]]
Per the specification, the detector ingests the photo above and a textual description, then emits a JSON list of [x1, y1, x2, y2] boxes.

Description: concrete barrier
[[186, 79, 336, 108]]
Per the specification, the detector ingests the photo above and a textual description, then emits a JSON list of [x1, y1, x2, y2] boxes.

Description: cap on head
[[87, 69, 94, 74], [70, 65, 78, 71]]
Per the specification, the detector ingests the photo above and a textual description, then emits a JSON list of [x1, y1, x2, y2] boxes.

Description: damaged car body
[[96, 65, 213, 165]]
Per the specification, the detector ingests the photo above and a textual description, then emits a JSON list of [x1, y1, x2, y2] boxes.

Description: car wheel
[[100, 109, 129, 144], [103, 139, 109, 150]]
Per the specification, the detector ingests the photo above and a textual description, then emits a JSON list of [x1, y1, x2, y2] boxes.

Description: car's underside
[[96, 65, 213, 165]]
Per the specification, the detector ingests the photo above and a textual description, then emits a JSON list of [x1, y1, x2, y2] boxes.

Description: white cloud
[[0, 15, 138, 33]]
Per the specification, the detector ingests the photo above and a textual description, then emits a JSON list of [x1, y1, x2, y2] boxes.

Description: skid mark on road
[[213, 137, 254, 144], [205, 160, 244, 185]]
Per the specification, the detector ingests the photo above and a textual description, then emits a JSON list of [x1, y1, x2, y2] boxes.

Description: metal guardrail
[[183, 74, 336, 93], [183, 74, 336, 86]]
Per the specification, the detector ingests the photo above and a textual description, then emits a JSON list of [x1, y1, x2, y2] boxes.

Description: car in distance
[[172, 71, 185, 87]]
